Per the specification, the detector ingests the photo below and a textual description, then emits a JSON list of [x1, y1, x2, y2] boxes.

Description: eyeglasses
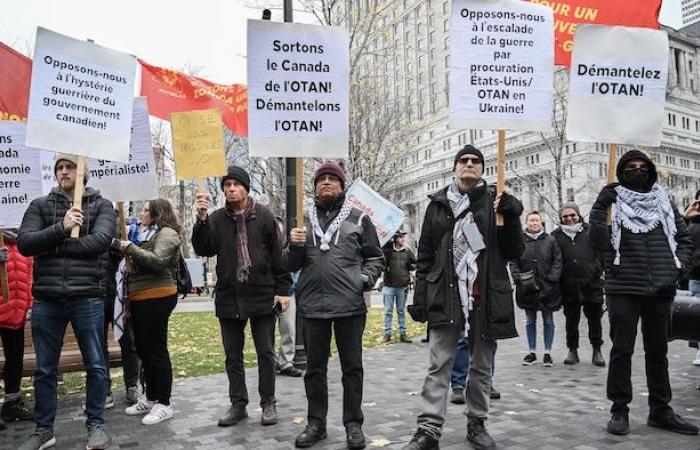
[[561, 214, 577, 219], [457, 157, 482, 165], [317, 175, 341, 183]]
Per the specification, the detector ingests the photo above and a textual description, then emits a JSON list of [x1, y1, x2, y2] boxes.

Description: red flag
[[526, 0, 662, 67], [0, 42, 32, 120], [139, 60, 248, 137]]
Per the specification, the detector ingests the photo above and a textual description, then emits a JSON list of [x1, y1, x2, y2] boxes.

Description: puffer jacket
[[0, 233, 33, 329], [18, 187, 116, 301], [287, 193, 385, 319], [551, 223, 603, 304], [589, 150, 692, 298], [689, 219, 700, 280], [511, 231, 563, 311], [412, 182, 525, 340]]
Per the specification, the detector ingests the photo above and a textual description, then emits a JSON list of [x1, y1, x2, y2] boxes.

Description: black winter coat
[[192, 202, 291, 320], [511, 232, 563, 311], [18, 187, 117, 301], [413, 182, 524, 340], [552, 224, 603, 304], [689, 219, 700, 280], [382, 245, 416, 288], [287, 195, 385, 319]]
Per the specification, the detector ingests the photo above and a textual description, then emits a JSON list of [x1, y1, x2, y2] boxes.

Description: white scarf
[[612, 184, 680, 268], [561, 222, 583, 241], [525, 230, 544, 240], [308, 200, 353, 251], [447, 182, 482, 333], [113, 259, 128, 342]]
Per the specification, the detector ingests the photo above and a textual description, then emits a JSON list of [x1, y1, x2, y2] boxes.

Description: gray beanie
[[560, 202, 583, 223]]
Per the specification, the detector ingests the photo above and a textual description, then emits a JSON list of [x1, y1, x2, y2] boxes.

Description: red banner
[[527, 0, 661, 67], [0, 42, 32, 120], [139, 60, 248, 137]]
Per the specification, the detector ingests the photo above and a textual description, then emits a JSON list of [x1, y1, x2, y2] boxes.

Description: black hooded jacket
[[589, 150, 692, 298], [551, 223, 604, 304], [511, 231, 563, 311]]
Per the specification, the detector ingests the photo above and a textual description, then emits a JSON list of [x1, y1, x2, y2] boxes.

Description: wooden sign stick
[[117, 202, 128, 240], [0, 232, 9, 303], [496, 130, 506, 226], [70, 156, 87, 238], [295, 158, 304, 227], [606, 143, 618, 225]]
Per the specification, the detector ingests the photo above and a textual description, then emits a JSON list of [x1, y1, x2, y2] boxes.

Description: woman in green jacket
[[119, 199, 181, 425]]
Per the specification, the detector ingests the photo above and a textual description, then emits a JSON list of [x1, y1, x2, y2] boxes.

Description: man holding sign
[[17, 153, 116, 450]]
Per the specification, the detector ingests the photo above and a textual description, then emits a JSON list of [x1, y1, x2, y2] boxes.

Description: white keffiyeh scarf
[[308, 200, 353, 251], [561, 223, 583, 241], [612, 184, 680, 268]]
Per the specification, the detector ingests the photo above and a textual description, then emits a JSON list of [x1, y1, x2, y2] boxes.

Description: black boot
[[217, 403, 248, 427], [401, 431, 439, 450], [564, 348, 579, 365], [592, 347, 606, 367], [1, 396, 33, 422], [467, 418, 496, 449], [607, 414, 629, 435], [648, 411, 699, 435], [295, 424, 327, 448], [346, 422, 366, 449]]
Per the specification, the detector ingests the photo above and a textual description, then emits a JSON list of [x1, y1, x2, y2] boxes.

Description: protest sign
[[0, 122, 43, 228], [565, 25, 668, 146], [449, 0, 554, 132], [25, 28, 137, 162], [345, 179, 404, 247], [171, 108, 226, 181], [247, 19, 349, 158]]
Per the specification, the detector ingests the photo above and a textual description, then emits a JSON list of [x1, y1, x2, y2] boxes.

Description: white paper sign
[[346, 179, 404, 247], [449, 0, 554, 131], [0, 122, 44, 228], [565, 25, 669, 146], [40, 98, 157, 202], [26, 27, 137, 162], [247, 19, 349, 158]]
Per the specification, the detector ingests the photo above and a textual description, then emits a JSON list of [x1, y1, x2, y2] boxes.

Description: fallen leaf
[[386, 367, 396, 372], [363, 402, 377, 407], [529, 389, 542, 393], [406, 391, 417, 396], [370, 437, 391, 447], [515, 383, 524, 387], [504, 411, 517, 415], [292, 417, 304, 424]]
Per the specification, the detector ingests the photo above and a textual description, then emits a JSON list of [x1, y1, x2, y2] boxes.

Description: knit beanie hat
[[54, 153, 90, 182], [560, 202, 583, 223], [220, 165, 250, 192], [313, 161, 346, 189], [453, 145, 484, 169]]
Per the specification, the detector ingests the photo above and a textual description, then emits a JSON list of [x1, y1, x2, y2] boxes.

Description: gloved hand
[[0, 247, 7, 264], [407, 305, 428, 323], [595, 183, 619, 209], [495, 191, 523, 219]]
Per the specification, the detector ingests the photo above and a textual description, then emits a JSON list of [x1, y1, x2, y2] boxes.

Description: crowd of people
[[0, 145, 698, 450]]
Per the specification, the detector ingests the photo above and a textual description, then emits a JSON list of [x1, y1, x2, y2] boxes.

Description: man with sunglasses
[[403, 145, 524, 450]]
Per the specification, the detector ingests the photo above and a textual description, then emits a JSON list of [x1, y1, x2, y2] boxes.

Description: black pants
[[219, 313, 276, 406], [0, 324, 25, 394], [103, 302, 141, 393], [563, 300, 603, 349], [607, 295, 673, 416], [130, 295, 177, 405], [303, 314, 366, 428]]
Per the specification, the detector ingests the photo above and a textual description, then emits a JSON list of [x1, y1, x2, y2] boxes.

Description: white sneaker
[[141, 403, 173, 425], [694, 349, 700, 366], [125, 399, 153, 416]]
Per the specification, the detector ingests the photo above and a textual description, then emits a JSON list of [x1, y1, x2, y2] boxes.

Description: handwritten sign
[[170, 108, 226, 180]]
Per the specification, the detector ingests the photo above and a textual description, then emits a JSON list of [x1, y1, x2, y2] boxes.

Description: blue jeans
[[32, 298, 107, 430], [690, 279, 700, 296], [383, 286, 407, 335], [450, 335, 497, 389], [525, 309, 555, 352]]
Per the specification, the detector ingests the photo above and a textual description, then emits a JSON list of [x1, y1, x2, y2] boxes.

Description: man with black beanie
[[192, 165, 291, 428]]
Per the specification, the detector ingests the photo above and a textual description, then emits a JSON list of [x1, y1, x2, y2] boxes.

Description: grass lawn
[[10, 308, 427, 398]]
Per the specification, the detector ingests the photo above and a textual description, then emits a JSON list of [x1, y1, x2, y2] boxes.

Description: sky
[[0, 0, 684, 86]]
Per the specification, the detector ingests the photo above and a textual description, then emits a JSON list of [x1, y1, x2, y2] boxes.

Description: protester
[[193, 166, 291, 428], [18, 154, 115, 450], [117, 199, 181, 425], [288, 161, 384, 449], [684, 191, 700, 366], [0, 229, 33, 428], [511, 211, 562, 367], [381, 229, 416, 344], [589, 150, 697, 436], [449, 336, 499, 405], [551, 203, 605, 367], [403, 145, 524, 450]]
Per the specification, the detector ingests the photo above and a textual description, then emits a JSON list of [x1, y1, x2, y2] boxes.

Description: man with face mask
[[589, 150, 696, 436]]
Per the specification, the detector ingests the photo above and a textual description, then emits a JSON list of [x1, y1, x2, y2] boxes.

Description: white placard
[[345, 179, 404, 247], [0, 122, 44, 229], [565, 25, 669, 146], [26, 27, 137, 162], [247, 19, 349, 158], [40, 98, 158, 202], [449, 0, 554, 131]]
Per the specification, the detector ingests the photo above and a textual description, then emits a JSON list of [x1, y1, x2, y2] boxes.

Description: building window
[[566, 188, 575, 202]]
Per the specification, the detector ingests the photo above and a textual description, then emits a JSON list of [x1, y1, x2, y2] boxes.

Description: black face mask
[[622, 167, 649, 189]]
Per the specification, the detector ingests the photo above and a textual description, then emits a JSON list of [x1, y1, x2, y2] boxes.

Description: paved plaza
[[2, 308, 699, 449]]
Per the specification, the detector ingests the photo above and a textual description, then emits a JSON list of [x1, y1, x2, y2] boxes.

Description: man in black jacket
[[403, 146, 524, 450], [192, 166, 291, 428], [589, 150, 697, 436], [551, 202, 605, 367], [18, 154, 116, 450], [288, 161, 384, 449]]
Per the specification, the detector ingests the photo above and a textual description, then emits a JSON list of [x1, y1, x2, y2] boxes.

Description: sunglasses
[[562, 214, 577, 219], [457, 157, 482, 165]]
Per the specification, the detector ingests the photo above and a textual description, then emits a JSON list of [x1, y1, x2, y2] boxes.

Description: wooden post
[[117, 202, 128, 240], [0, 232, 9, 303], [496, 130, 506, 226], [70, 156, 87, 238], [606, 143, 618, 224], [295, 158, 304, 227]]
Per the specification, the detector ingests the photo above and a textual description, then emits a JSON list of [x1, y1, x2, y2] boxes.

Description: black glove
[[595, 183, 619, 209], [497, 192, 523, 219], [407, 305, 428, 323], [0, 247, 7, 264]]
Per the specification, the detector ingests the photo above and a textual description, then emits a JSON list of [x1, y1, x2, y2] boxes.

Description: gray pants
[[417, 307, 496, 439], [275, 294, 297, 370]]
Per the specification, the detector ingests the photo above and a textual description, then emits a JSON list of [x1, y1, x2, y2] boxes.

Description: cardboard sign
[[565, 25, 668, 146], [345, 179, 404, 247], [25, 28, 136, 162], [449, 0, 554, 131], [247, 19, 349, 158], [171, 108, 226, 180], [0, 122, 44, 228]]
